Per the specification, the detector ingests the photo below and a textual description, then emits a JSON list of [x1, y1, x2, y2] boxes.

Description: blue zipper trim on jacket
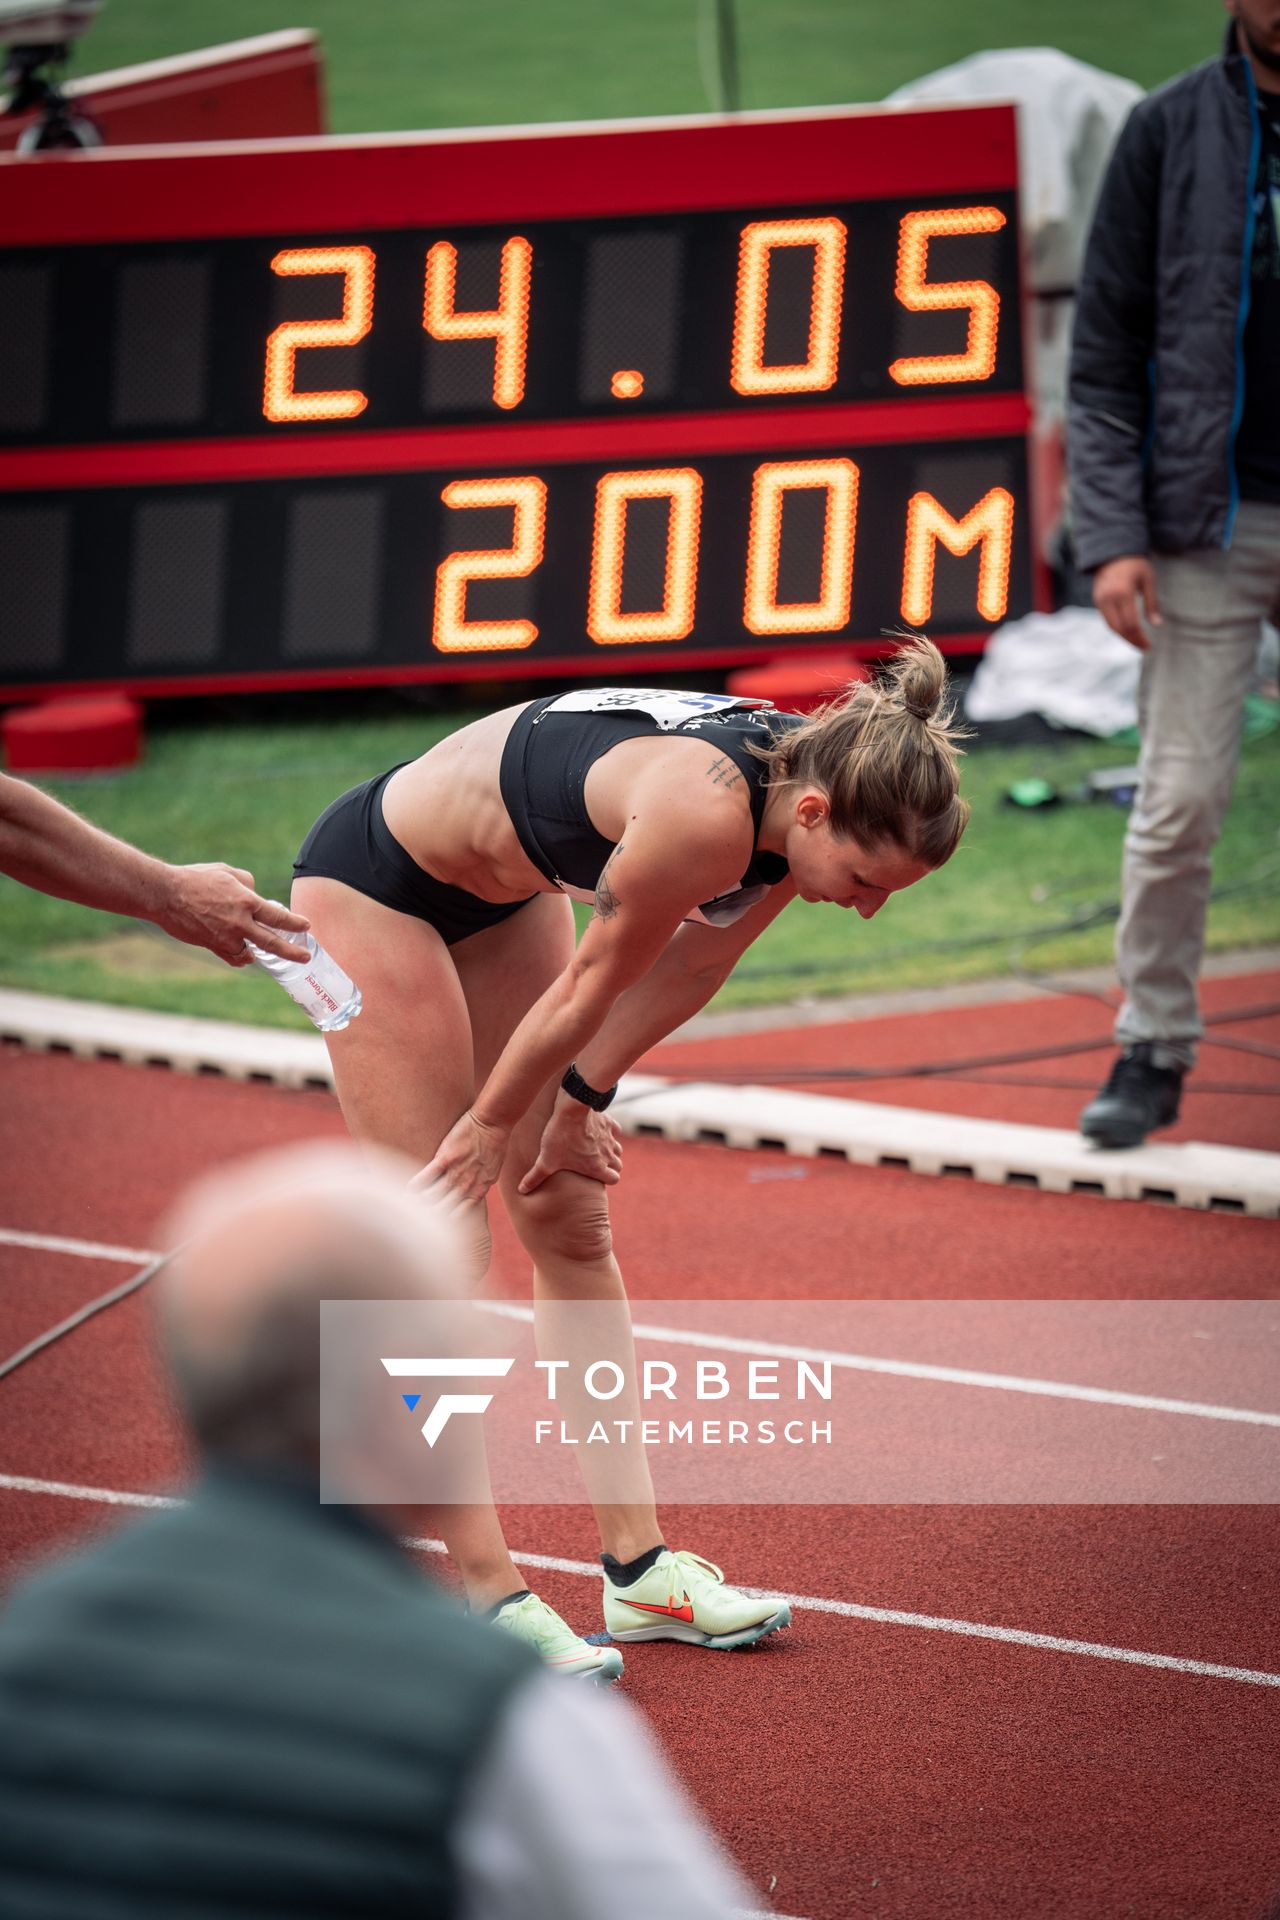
[[1225, 55, 1261, 548], [1140, 357, 1157, 471]]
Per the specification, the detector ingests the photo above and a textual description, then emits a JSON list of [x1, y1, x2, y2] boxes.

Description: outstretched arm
[[0, 772, 311, 966]]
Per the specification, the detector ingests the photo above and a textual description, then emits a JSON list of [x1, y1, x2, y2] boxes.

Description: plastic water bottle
[[248, 929, 362, 1032]]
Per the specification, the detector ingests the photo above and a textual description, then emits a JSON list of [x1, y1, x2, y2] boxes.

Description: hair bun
[[881, 632, 946, 726]]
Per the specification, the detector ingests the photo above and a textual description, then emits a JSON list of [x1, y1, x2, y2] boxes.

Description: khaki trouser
[[1114, 499, 1280, 1068]]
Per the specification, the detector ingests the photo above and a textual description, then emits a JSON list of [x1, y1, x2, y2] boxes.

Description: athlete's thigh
[[451, 891, 584, 1172], [452, 891, 575, 1090], [291, 876, 474, 1161]]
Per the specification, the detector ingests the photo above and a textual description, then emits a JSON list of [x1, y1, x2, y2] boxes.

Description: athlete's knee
[[506, 1174, 614, 1266]]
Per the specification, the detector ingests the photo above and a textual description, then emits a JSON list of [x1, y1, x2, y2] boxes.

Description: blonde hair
[[753, 636, 970, 869]]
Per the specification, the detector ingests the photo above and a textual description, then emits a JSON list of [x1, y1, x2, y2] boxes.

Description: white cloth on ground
[[964, 606, 1141, 736]]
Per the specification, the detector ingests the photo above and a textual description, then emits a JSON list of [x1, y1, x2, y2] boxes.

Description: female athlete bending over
[[292, 638, 968, 1680]]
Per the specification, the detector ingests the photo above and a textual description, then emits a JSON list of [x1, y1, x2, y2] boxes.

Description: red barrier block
[[3, 696, 143, 773]]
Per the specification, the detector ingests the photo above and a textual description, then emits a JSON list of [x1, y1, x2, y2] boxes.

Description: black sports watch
[[560, 1062, 618, 1111]]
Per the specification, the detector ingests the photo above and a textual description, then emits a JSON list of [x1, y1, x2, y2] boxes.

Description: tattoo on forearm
[[594, 844, 622, 920], [706, 755, 745, 791]]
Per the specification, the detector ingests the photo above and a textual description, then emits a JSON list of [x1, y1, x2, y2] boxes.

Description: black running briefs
[[293, 765, 534, 947]]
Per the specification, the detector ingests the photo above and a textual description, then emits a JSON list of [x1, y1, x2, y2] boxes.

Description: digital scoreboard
[[0, 103, 1039, 697]]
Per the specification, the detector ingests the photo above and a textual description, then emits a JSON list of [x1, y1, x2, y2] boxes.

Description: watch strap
[[560, 1063, 618, 1111]]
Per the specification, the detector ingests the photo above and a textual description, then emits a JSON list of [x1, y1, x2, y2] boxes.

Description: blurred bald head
[[158, 1142, 465, 1475]]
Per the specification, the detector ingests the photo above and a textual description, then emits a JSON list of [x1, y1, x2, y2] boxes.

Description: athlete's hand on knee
[[518, 1097, 623, 1195], [413, 1109, 510, 1208], [1093, 555, 1162, 652]]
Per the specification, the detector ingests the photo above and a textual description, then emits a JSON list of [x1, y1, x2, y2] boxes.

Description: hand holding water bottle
[[159, 864, 313, 968]]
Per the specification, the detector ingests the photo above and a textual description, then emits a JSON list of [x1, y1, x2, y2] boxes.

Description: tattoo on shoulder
[[706, 754, 745, 792], [594, 844, 622, 921]]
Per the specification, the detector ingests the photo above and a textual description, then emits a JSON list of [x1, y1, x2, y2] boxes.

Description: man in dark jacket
[[0, 1144, 752, 1919], [1068, 1, 1280, 1146]]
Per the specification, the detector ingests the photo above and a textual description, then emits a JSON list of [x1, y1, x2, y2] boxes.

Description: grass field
[[79, 1, 1224, 132], [3, 699, 1277, 1029]]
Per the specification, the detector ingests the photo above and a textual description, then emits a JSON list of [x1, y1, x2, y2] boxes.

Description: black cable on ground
[[1204, 1032, 1280, 1063], [730, 899, 1119, 982], [629, 1001, 1280, 1095], [0, 1252, 172, 1386], [1006, 857, 1280, 1005], [915, 1074, 1280, 1097], [618, 1034, 1122, 1093], [727, 852, 1280, 990]]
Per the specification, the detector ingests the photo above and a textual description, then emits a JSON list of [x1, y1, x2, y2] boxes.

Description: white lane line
[[0, 1472, 179, 1509], [3, 1471, 1278, 1691], [6, 1228, 1280, 1432], [0, 1229, 157, 1266], [480, 1299, 1280, 1429]]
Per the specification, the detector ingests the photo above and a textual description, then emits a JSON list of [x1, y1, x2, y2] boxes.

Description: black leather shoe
[[1079, 1045, 1185, 1149]]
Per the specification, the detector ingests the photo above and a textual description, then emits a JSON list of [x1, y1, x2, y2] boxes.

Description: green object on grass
[[1005, 778, 1059, 809]]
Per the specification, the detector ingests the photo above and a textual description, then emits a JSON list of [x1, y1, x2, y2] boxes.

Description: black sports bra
[[498, 688, 801, 927]]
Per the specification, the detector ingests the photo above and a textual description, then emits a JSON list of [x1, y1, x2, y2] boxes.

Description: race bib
[[535, 687, 775, 731]]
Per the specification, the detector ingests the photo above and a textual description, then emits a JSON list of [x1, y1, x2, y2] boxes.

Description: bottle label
[[249, 930, 362, 1033], [305, 972, 341, 1017]]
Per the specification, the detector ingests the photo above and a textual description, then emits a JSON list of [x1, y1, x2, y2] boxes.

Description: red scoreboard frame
[[0, 103, 1042, 699]]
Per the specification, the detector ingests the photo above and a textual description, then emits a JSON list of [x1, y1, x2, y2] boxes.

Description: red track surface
[[2, 978, 1279, 1920]]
